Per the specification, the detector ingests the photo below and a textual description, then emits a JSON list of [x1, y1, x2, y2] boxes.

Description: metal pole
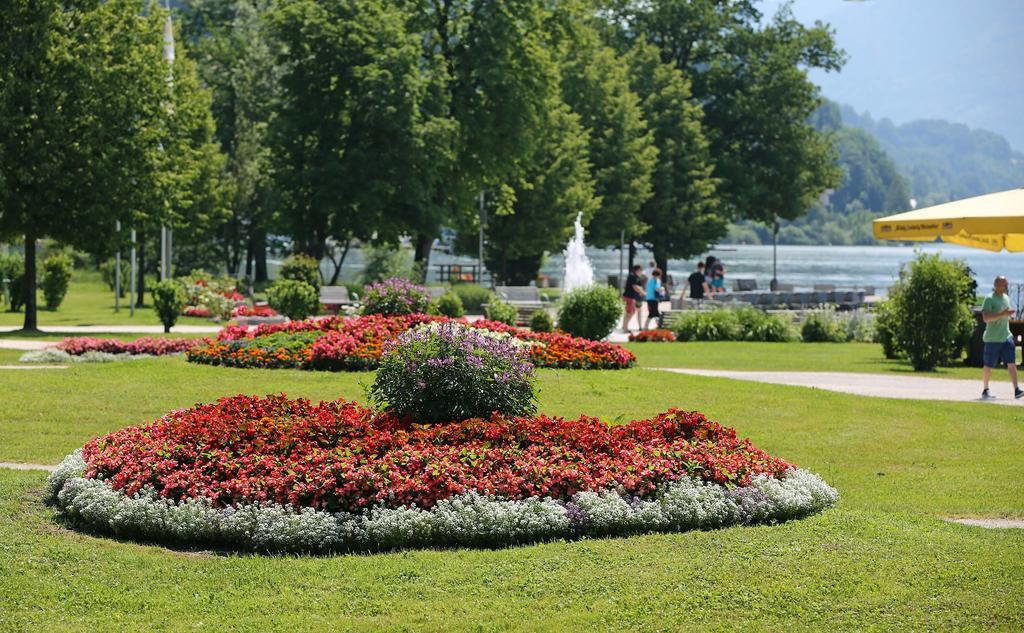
[[619, 230, 625, 293], [130, 229, 136, 317], [114, 221, 121, 312], [478, 191, 485, 285], [771, 217, 779, 291], [160, 226, 167, 281]]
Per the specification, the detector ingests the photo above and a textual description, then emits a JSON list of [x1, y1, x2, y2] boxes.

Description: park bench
[[493, 285, 548, 325], [319, 286, 358, 313]]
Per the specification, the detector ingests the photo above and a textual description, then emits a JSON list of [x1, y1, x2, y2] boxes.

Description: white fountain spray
[[562, 213, 595, 292]]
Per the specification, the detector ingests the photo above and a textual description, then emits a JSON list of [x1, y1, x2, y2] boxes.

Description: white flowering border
[[20, 350, 160, 364], [47, 450, 837, 553]]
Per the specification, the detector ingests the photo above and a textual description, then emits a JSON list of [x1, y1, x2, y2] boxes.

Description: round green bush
[[41, 253, 73, 311], [873, 299, 901, 359], [267, 279, 320, 320], [800, 310, 850, 343], [672, 309, 742, 342], [737, 308, 796, 342], [151, 280, 186, 333], [280, 254, 322, 292], [529, 309, 554, 333], [450, 283, 492, 314], [0, 253, 26, 311], [369, 322, 537, 424], [556, 285, 622, 340], [884, 253, 974, 370], [432, 291, 465, 318], [486, 299, 519, 326], [99, 258, 130, 298]]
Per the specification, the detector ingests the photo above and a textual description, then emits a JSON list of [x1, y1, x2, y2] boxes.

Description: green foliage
[[431, 292, 465, 318], [41, 253, 73, 311], [361, 279, 431, 317], [266, 279, 319, 320], [359, 245, 415, 285], [556, 286, 623, 341], [152, 280, 187, 333], [874, 299, 901, 359], [0, 254, 25, 311], [485, 300, 519, 327], [529, 309, 554, 333], [99, 258, 130, 298], [801, 310, 852, 343], [280, 254, 321, 291], [672, 310, 742, 342], [369, 323, 537, 424], [736, 308, 798, 342], [450, 284, 493, 314], [884, 253, 975, 371]]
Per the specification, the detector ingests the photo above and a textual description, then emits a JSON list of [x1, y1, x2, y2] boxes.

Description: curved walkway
[[653, 368, 1024, 407]]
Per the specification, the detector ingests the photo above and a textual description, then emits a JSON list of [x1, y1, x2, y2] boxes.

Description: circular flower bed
[[186, 314, 635, 371], [48, 395, 837, 552]]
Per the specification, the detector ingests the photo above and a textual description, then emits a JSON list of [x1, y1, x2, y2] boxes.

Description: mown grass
[[626, 340, 989, 381], [0, 272, 214, 328], [1, 349, 1022, 629]]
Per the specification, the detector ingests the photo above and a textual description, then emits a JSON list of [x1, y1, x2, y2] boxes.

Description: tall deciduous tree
[[482, 97, 599, 285], [267, 0, 444, 274], [627, 40, 719, 277], [180, 0, 279, 282], [604, 0, 843, 267], [0, 1, 223, 329], [558, 17, 657, 250]]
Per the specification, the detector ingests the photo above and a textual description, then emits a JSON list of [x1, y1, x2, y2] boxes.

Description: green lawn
[[0, 272, 215, 328], [1, 357, 1022, 630], [626, 340, 987, 380]]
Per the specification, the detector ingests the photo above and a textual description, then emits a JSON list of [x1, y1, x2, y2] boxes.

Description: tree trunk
[[254, 229, 268, 282], [653, 246, 669, 280], [22, 230, 37, 331], [136, 227, 146, 308], [413, 233, 433, 283], [244, 236, 254, 280], [327, 239, 352, 285], [628, 241, 637, 271]]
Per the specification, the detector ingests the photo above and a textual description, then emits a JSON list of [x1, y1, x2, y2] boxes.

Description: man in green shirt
[[981, 276, 1022, 399]]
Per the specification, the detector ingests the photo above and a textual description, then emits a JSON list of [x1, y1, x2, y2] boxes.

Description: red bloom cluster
[[187, 314, 636, 370], [82, 395, 793, 513], [57, 337, 199, 356], [232, 305, 278, 318], [628, 329, 677, 342], [184, 306, 212, 318]]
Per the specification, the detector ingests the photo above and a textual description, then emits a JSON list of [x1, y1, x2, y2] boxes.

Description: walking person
[[621, 264, 645, 332], [686, 261, 710, 301], [981, 275, 1023, 399], [644, 268, 663, 330]]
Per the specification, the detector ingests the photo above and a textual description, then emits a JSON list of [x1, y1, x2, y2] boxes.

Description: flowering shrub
[[183, 306, 212, 318], [629, 329, 676, 342], [57, 336, 198, 356], [47, 396, 837, 552], [362, 278, 431, 316], [187, 314, 636, 371], [370, 322, 537, 423]]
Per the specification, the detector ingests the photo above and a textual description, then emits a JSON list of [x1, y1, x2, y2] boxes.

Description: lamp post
[[478, 191, 486, 286], [159, 5, 174, 281], [770, 217, 780, 291]]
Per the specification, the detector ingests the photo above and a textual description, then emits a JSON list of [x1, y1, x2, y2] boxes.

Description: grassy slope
[[0, 359, 1023, 630]]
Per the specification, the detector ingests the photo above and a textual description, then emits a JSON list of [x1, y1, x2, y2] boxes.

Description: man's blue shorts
[[983, 338, 1017, 368]]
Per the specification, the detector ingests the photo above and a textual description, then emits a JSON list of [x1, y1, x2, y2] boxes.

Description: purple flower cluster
[[361, 278, 432, 316], [370, 322, 537, 423]]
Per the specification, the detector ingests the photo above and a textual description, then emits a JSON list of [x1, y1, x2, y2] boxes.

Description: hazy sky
[[760, 0, 1024, 150]]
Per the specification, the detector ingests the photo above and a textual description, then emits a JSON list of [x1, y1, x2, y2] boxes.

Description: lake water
[[301, 243, 1024, 295]]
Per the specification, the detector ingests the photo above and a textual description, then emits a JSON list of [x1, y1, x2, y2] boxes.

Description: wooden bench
[[319, 286, 358, 313]]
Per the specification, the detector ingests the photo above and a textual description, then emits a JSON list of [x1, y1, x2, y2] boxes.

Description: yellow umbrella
[[873, 187, 1024, 252]]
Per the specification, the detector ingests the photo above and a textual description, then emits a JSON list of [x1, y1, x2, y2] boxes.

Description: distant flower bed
[[628, 329, 677, 343], [186, 314, 635, 371], [47, 395, 837, 552], [57, 337, 198, 356], [183, 306, 212, 318], [231, 305, 278, 318]]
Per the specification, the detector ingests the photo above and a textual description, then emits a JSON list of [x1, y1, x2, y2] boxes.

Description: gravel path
[[0, 340, 51, 350], [0, 365, 68, 370], [945, 518, 1024, 529], [653, 368, 1024, 406], [0, 462, 57, 472]]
